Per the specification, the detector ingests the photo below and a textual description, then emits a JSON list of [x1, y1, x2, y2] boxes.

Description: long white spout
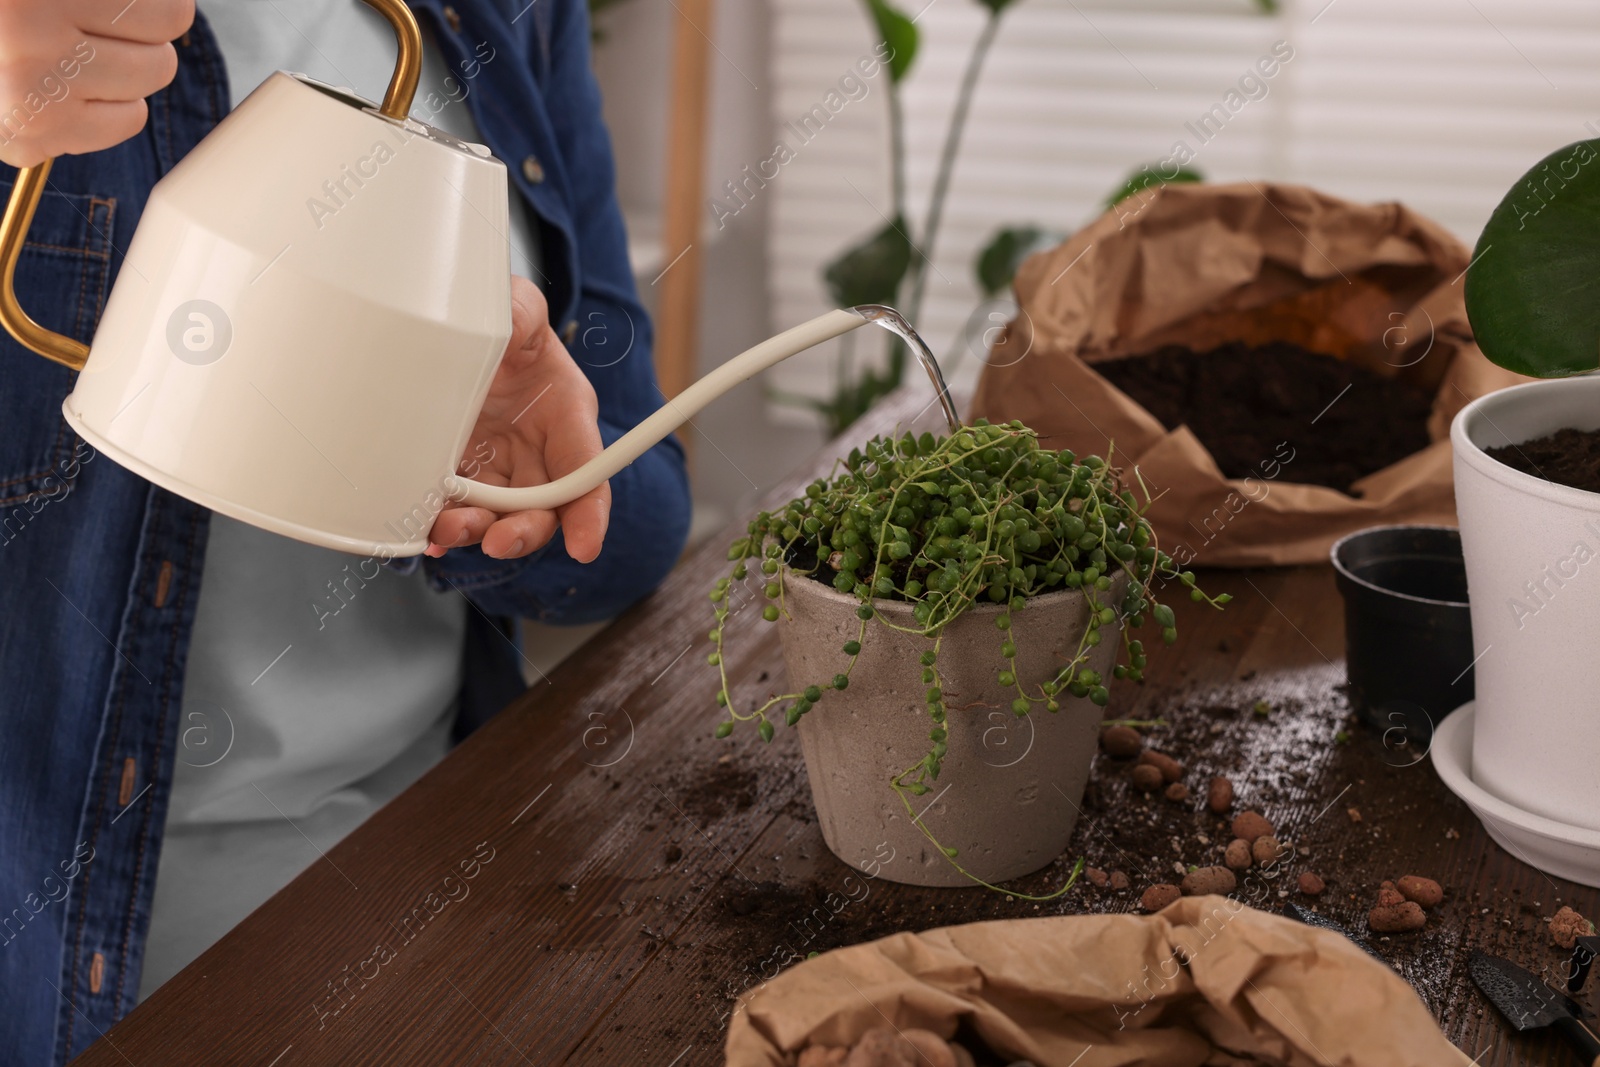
[[447, 308, 875, 513]]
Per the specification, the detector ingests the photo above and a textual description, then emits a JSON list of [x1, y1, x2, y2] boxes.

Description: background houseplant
[[1452, 137, 1600, 884], [789, 0, 1019, 434], [791, 0, 1271, 437], [708, 420, 1226, 889]]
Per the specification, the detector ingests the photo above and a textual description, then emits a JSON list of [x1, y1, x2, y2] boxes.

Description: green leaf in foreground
[[1466, 138, 1600, 379]]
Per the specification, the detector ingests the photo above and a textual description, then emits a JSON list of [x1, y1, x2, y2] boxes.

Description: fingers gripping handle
[[446, 308, 872, 513], [0, 0, 422, 369]]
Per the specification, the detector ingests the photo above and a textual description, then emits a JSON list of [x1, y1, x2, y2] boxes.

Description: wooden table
[[79, 388, 1599, 1066]]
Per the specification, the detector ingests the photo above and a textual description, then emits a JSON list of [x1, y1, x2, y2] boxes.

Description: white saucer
[[1431, 702, 1600, 888]]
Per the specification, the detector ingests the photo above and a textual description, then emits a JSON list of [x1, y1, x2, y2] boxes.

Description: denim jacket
[[0, 3, 690, 1063]]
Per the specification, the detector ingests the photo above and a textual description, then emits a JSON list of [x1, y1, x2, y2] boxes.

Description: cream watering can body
[[0, 1, 953, 556]]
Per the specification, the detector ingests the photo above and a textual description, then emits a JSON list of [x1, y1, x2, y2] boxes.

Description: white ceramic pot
[[1451, 376, 1600, 835], [778, 573, 1122, 888]]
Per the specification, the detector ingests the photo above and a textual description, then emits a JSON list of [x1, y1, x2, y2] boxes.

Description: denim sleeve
[[421, 0, 691, 623]]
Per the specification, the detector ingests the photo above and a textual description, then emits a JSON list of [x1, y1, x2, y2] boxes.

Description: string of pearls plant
[[707, 421, 1227, 892]]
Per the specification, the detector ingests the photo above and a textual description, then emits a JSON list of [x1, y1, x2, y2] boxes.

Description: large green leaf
[[974, 225, 1066, 297], [864, 0, 918, 83], [1466, 139, 1600, 378], [824, 218, 915, 307], [1104, 164, 1204, 208]]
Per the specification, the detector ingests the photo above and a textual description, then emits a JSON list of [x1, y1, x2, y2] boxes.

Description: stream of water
[[850, 304, 963, 434]]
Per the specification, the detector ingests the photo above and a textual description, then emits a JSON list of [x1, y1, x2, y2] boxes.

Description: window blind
[[763, 0, 1600, 414]]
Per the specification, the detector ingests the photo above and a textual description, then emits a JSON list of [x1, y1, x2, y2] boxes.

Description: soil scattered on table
[[679, 759, 759, 822], [1094, 341, 1433, 494], [641, 675, 1596, 1062], [1486, 427, 1600, 495]]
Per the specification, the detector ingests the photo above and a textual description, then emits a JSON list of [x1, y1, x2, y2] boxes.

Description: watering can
[[0, 0, 956, 556]]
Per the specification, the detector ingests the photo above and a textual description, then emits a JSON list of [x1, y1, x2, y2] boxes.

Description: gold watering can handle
[[0, 0, 424, 372]]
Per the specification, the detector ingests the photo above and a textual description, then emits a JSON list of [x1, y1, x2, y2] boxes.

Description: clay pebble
[[844, 1030, 911, 1067], [1141, 884, 1181, 912], [1207, 776, 1234, 814], [803, 1027, 959, 1067], [1551, 906, 1594, 949], [1131, 764, 1165, 792], [1230, 810, 1274, 843], [899, 1030, 956, 1067], [1138, 749, 1183, 783], [1251, 836, 1287, 866], [1100, 725, 1143, 759], [1368, 901, 1427, 933], [1396, 875, 1442, 909], [1181, 866, 1238, 896]]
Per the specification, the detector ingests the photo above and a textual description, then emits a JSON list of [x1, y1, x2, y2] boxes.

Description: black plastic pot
[[1331, 525, 1475, 748]]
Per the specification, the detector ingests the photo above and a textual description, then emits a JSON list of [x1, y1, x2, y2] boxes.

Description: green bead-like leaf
[[864, 0, 918, 83], [824, 218, 914, 307], [975, 225, 1066, 297], [1104, 164, 1204, 209], [1466, 139, 1600, 378]]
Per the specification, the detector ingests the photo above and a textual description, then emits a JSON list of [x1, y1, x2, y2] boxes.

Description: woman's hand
[[0, 0, 194, 168], [426, 276, 611, 563]]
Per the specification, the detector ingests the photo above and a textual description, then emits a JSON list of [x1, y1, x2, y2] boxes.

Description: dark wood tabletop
[[78, 387, 1600, 1067]]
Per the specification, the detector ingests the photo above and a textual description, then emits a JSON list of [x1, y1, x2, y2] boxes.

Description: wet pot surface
[[779, 571, 1121, 888]]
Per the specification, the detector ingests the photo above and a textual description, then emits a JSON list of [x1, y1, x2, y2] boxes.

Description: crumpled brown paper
[[969, 181, 1529, 567], [724, 896, 1471, 1066]]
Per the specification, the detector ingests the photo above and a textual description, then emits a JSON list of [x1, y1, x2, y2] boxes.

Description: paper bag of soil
[[969, 181, 1528, 567], [723, 897, 1469, 1066]]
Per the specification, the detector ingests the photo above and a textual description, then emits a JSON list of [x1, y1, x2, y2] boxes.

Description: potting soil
[[1486, 427, 1600, 495], [1094, 341, 1434, 495]]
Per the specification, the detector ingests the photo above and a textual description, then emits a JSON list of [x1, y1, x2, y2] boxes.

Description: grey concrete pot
[[779, 571, 1122, 887]]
